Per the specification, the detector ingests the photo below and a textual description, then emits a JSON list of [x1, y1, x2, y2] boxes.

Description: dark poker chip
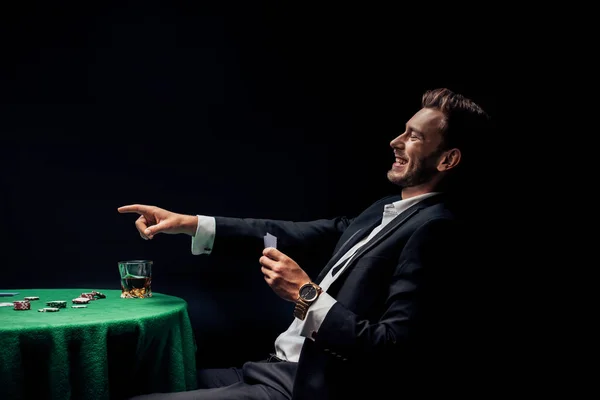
[[45, 301, 67, 308]]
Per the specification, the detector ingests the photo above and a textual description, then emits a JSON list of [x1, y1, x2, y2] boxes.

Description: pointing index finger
[[117, 204, 151, 214]]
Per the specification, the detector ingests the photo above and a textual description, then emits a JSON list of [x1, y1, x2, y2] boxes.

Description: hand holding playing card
[[259, 247, 310, 302], [264, 233, 277, 249]]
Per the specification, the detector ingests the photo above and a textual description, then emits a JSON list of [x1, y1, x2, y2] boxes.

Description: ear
[[437, 148, 461, 172]]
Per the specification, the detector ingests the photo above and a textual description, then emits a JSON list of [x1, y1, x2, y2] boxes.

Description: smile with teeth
[[393, 157, 408, 168]]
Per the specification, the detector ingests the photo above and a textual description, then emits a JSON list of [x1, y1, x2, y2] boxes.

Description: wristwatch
[[293, 282, 322, 320]]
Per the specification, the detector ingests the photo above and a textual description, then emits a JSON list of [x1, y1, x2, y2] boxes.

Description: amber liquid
[[120, 277, 152, 298]]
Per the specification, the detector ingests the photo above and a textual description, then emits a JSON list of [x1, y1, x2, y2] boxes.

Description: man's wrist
[[293, 282, 322, 320], [183, 214, 199, 236]]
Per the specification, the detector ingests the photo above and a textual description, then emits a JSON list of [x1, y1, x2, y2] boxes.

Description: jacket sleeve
[[210, 216, 354, 258]]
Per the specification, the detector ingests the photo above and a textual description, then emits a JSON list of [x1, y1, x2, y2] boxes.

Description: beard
[[387, 154, 441, 188]]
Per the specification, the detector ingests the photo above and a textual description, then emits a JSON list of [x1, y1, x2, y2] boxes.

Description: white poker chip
[[0, 302, 14, 307], [72, 297, 90, 304]]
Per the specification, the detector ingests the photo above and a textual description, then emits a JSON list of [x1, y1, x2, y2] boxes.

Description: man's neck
[[401, 184, 440, 200]]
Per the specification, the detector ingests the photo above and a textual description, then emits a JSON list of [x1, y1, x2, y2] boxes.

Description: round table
[[0, 288, 198, 400]]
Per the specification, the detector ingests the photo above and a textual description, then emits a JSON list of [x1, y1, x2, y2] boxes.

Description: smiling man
[[389, 107, 459, 192], [119, 87, 493, 400]]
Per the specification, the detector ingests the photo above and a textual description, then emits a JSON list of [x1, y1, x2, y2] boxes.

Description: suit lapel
[[333, 193, 444, 280], [347, 205, 420, 265], [315, 219, 380, 283]]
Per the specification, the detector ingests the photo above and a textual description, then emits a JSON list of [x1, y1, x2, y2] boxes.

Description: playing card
[[264, 233, 277, 249]]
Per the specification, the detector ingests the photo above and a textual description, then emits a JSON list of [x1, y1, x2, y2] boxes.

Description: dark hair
[[421, 87, 491, 153], [421, 88, 493, 199]]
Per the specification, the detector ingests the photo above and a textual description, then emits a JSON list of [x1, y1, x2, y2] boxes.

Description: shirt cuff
[[191, 215, 216, 255], [299, 292, 336, 341]]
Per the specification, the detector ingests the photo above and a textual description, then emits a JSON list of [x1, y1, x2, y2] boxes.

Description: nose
[[390, 132, 406, 148]]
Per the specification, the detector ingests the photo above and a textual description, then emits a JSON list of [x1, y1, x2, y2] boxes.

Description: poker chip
[[14, 300, 31, 310], [45, 301, 67, 308], [91, 291, 106, 299], [38, 307, 60, 312], [0, 302, 14, 307], [80, 293, 96, 300], [72, 297, 90, 304], [71, 305, 87, 308], [24, 296, 39, 301]]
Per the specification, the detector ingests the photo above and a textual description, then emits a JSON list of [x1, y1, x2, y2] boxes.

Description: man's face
[[387, 108, 447, 193]]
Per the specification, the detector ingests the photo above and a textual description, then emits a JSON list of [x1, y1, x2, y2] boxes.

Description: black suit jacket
[[212, 193, 479, 399]]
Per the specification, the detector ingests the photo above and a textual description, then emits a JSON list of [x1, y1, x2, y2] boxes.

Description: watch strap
[[293, 297, 310, 320]]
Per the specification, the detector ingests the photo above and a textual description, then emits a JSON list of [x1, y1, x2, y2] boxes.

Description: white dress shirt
[[191, 192, 439, 362]]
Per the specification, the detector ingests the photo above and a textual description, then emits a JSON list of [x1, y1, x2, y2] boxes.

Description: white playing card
[[264, 233, 277, 249]]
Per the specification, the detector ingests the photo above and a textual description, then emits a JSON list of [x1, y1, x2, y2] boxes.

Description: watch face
[[299, 284, 319, 301]]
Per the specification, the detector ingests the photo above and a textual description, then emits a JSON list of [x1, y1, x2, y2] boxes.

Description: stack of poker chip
[[72, 297, 90, 304], [45, 300, 67, 309], [91, 290, 106, 299], [13, 300, 31, 311], [81, 291, 106, 300], [24, 296, 39, 301], [80, 292, 96, 301]]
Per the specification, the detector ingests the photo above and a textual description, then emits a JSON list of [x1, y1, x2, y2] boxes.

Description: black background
[[1, 1, 498, 368]]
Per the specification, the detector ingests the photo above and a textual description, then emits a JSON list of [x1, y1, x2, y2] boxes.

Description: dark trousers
[[129, 357, 298, 400]]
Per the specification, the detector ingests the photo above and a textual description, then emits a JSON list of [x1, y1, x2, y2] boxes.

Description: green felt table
[[0, 288, 198, 400]]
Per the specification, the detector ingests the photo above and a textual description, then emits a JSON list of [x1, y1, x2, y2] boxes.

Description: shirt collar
[[387, 192, 441, 216]]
